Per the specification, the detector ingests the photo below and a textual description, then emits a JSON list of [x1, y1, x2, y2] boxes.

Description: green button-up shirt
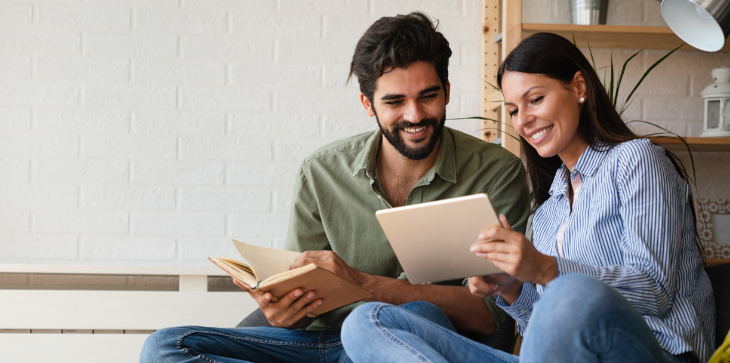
[[285, 127, 530, 331]]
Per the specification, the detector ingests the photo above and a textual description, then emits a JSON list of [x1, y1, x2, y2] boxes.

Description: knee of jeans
[[399, 301, 439, 315], [541, 274, 621, 320], [341, 302, 386, 345], [139, 326, 189, 363]]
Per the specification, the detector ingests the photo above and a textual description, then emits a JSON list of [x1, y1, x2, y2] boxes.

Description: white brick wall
[[9, 0, 720, 271]]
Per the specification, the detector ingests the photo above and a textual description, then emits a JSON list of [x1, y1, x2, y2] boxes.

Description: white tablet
[[375, 193, 503, 284]]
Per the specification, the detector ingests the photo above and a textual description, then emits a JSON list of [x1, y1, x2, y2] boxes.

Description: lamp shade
[[661, 0, 730, 52]]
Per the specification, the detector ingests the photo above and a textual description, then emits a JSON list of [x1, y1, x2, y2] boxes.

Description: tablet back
[[375, 193, 503, 284]]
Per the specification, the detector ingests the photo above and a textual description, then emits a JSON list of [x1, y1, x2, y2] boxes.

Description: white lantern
[[701, 66, 730, 137]]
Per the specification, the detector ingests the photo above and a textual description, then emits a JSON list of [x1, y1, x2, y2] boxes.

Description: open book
[[208, 239, 371, 315]]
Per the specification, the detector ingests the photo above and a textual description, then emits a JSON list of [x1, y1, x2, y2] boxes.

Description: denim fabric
[[341, 275, 693, 363], [139, 301, 454, 363]]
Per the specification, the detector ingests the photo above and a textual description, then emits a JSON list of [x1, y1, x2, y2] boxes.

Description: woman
[[340, 33, 715, 363]]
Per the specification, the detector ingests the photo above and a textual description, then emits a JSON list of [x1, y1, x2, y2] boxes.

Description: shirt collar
[[351, 127, 457, 185], [549, 142, 610, 196]]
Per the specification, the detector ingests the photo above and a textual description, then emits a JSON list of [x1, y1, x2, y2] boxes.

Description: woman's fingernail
[[317, 301, 323, 306], [470, 246, 477, 252], [476, 253, 485, 257], [294, 290, 302, 297]]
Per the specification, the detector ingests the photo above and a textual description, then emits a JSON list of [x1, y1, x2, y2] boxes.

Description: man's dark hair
[[347, 12, 452, 101]]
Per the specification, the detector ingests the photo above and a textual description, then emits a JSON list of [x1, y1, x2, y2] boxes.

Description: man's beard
[[375, 112, 446, 161]]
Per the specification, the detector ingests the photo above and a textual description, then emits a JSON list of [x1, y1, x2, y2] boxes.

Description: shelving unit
[[521, 23, 730, 52], [649, 137, 730, 152]]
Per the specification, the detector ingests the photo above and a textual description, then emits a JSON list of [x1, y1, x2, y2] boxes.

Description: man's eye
[[421, 94, 437, 100], [531, 96, 544, 104], [385, 101, 402, 105]]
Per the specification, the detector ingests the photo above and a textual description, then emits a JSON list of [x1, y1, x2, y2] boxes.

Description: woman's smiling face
[[501, 71, 588, 169]]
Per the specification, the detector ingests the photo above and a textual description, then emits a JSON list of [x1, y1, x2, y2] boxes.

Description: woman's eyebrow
[[504, 86, 545, 106]]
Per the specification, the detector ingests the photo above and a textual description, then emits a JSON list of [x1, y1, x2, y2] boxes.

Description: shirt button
[[519, 309, 525, 313]]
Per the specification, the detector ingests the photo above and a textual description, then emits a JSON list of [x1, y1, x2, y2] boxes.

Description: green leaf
[[449, 116, 513, 128], [624, 44, 683, 107], [615, 49, 643, 107], [609, 53, 615, 106], [588, 41, 596, 71], [483, 79, 502, 92]]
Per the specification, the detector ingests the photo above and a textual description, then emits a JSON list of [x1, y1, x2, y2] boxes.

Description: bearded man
[[141, 12, 530, 363]]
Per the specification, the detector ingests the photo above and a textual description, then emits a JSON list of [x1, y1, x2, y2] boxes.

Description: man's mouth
[[403, 126, 427, 134]]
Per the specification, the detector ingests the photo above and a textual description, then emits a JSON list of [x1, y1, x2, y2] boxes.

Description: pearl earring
[[579, 97, 585, 103]]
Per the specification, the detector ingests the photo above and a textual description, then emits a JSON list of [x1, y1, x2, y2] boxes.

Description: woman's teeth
[[404, 126, 426, 134], [531, 126, 553, 140]]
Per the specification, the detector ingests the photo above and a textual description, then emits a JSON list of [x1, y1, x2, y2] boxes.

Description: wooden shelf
[[649, 137, 730, 152], [522, 23, 730, 52]]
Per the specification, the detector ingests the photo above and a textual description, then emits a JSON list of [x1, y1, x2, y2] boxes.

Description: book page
[[208, 257, 257, 287], [232, 239, 302, 281]]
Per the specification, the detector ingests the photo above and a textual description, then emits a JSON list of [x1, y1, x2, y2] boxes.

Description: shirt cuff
[[555, 257, 598, 279], [495, 281, 538, 323]]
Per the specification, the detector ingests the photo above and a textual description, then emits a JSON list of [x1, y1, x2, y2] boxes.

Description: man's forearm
[[357, 273, 496, 334]]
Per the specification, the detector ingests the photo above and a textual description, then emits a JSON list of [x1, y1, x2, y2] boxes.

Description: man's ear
[[444, 81, 451, 105], [573, 71, 586, 100], [360, 93, 375, 117]]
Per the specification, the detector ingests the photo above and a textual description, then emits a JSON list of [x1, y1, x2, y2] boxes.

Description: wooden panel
[[1, 334, 148, 363], [706, 259, 730, 267], [0, 290, 257, 330], [522, 23, 730, 52], [649, 137, 730, 152], [0, 263, 226, 277], [500, 0, 523, 157], [481, 0, 501, 143]]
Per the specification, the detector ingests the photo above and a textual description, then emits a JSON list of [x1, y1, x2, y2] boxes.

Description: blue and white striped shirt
[[496, 139, 715, 361]]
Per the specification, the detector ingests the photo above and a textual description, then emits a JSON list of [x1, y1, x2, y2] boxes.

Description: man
[[140, 12, 529, 363]]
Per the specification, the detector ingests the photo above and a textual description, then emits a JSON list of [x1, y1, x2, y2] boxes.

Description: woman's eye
[[530, 96, 544, 104], [508, 109, 518, 117]]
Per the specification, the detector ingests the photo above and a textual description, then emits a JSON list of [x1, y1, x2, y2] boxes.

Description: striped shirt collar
[[550, 142, 611, 196], [351, 127, 457, 184]]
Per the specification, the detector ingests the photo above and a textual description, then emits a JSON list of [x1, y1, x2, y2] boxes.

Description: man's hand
[[467, 273, 520, 298], [233, 280, 322, 329], [290, 250, 365, 287]]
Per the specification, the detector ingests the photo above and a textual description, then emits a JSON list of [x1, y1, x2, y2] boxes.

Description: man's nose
[[404, 101, 425, 124]]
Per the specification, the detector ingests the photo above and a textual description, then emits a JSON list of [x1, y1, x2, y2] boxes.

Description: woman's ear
[[573, 70, 587, 101]]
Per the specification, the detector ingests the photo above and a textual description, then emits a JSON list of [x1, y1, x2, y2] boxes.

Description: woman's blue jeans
[[139, 301, 455, 363], [341, 274, 692, 363]]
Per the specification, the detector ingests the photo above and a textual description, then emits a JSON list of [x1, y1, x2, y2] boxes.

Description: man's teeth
[[531, 126, 553, 140], [403, 126, 426, 134]]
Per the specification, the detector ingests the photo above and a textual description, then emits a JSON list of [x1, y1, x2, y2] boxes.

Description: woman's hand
[[471, 215, 558, 287]]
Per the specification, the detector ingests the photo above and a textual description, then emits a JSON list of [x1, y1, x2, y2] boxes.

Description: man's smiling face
[[364, 61, 450, 160]]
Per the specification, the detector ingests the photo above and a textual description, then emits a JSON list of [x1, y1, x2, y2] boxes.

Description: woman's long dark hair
[[497, 33, 703, 258]]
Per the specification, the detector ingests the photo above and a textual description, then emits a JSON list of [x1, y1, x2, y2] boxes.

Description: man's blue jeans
[[341, 274, 694, 363], [139, 301, 455, 363]]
